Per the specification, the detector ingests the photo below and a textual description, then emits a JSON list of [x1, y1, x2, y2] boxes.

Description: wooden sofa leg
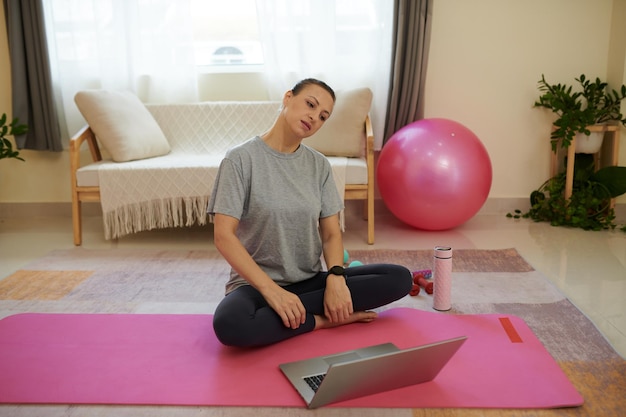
[[72, 197, 83, 246], [367, 199, 374, 245]]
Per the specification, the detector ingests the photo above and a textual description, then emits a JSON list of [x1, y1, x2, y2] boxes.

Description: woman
[[208, 78, 412, 347]]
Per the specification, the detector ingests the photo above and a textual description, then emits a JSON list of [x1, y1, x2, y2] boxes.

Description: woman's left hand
[[323, 275, 354, 323]]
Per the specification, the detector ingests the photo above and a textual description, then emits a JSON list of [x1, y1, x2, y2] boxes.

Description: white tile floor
[[1, 201, 625, 359]]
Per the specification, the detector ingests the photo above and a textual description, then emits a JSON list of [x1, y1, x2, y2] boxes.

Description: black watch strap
[[328, 265, 346, 276]]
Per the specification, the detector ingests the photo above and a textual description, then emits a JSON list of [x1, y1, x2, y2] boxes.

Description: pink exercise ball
[[377, 118, 492, 230]]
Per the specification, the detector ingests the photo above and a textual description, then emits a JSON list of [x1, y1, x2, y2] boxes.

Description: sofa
[[70, 88, 375, 246]]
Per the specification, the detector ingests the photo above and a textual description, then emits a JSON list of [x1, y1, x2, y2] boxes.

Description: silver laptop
[[279, 335, 467, 409]]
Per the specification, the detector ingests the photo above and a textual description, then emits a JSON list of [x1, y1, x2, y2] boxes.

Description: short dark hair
[[291, 78, 336, 102]]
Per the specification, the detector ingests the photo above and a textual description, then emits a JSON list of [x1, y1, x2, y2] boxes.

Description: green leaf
[[590, 166, 626, 198], [530, 190, 545, 206]]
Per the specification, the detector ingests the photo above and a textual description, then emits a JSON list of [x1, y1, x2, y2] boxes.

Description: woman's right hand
[[260, 284, 307, 329]]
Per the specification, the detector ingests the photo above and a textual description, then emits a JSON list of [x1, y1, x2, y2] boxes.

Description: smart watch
[[328, 265, 346, 277]]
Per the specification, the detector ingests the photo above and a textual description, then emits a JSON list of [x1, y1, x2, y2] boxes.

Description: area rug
[[0, 248, 624, 416]]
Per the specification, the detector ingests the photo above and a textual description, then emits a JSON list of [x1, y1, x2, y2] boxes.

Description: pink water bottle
[[433, 246, 452, 311]]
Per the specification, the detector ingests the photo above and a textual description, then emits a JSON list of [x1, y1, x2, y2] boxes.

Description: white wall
[[1, 0, 625, 206], [424, 0, 624, 205]]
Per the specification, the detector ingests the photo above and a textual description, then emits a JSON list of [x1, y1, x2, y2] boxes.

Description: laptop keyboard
[[304, 373, 326, 392]]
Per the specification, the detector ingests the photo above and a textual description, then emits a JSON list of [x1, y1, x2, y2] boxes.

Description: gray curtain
[[4, 0, 62, 151], [383, 0, 433, 144]]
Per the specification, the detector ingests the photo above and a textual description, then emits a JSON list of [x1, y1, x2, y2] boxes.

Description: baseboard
[[373, 197, 530, 215], [0, 202, 102, 218], [474, 198, 625, 222], [1, 199, 624, 223], [373, 197, 626, 223]]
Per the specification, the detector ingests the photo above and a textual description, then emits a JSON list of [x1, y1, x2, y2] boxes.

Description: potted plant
[[0, 113, 27, 161], [534, 74, 626, 152], [508, 154, 626, 232]]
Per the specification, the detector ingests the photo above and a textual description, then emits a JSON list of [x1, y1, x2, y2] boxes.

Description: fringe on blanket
[[103, 196, 210, 240]]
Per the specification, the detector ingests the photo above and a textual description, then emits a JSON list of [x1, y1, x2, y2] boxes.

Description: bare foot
[[314, 311, 378, 330]]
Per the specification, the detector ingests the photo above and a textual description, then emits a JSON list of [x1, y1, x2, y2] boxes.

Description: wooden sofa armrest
[[364, 114, 374, 175], [70, 125, 102, 246], [343, 114, 375, 244], [69, 125, 102, 172], [364, 114, 375, 244]]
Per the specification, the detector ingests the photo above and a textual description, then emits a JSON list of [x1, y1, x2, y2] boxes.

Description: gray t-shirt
[[208, 136, 343, 294]]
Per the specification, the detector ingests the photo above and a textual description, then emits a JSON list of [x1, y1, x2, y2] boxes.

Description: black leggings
[[213, 263, 413, 347]]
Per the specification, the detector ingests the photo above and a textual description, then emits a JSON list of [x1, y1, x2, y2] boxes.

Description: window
[[44, 0, 393, 147], [46, 0, 385, 73], [190, 0, 381, 72], [190, 0, 264, 70]]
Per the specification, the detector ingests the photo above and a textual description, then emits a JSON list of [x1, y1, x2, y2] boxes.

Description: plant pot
[[574, 131, 604, 154]]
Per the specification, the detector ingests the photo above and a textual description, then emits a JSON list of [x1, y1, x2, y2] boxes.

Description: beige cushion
[[75, 90, 171, 162], [303, 87, 372, 157]]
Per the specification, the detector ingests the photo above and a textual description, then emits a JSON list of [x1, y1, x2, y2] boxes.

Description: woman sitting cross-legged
[[208, 78, 412, 347]]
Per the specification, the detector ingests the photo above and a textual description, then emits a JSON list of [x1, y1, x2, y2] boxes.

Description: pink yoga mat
[[0, 308, 582, 408]]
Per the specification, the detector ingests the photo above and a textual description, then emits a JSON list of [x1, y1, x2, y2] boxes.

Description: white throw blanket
[[99, 154, 347, 240], [98, 154, 221, 240]]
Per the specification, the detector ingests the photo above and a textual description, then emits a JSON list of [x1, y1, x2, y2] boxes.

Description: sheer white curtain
[[43, 0, 198, 138], [256, 0, 393, 149], [43, 0, 393, 145]]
